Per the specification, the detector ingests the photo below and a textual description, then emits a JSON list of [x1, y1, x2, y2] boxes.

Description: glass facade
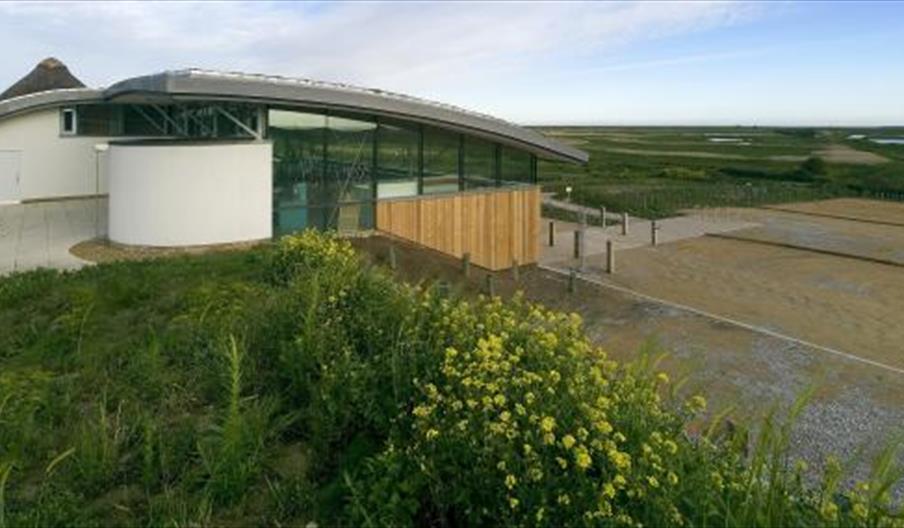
[[67, 101, 539, 236], [501, 146, 533, 184], [376, 121, 419, 199], [268, 109, 538, 235], [463, 136, 497, 190], [70, 103, 260, 138], [422, 127, 461, 195]]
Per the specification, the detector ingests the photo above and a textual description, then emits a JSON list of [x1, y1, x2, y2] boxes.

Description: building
[[0, 60, 587, 269]]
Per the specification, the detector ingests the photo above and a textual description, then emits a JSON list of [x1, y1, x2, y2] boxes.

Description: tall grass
[[0, 232, 901, 526]]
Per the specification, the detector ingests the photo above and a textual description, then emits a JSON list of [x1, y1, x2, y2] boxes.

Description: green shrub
[[1, 230, 901, 526]]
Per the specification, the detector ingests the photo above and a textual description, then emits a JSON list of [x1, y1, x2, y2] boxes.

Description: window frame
[[60, 107, 77, 136]]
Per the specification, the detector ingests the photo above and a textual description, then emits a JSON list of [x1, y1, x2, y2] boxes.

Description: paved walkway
[[540, 212, 759, 267], [0, 198, 103, 275]]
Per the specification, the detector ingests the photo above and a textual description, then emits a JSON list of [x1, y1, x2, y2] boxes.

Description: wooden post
[[568, 268, 577, 294], [606, 239, 615, 274], [485, 274, 496, 297], [621, 212, 629, 235], [600, 206, 607, 228], [388, 245, 398, 270], [548, 221, 555, 247], [462, 252, 471, 278], [573, 230, 581, 259], [651, 220, 659, 246], [511, 258, 520, 282]]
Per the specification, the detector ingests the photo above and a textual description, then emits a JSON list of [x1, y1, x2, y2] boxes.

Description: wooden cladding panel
[[376, 186, 540, 270]]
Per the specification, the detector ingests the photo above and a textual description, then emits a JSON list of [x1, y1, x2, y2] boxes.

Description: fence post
[[568, 268, 577, 294], [606, 239, 615, 274], [621, 212, 629, 236], [485, 274, 496, 297], [573, 230, 582, 259], [511, 258, 520, 282], [651, 220, 659, 246], [388, 244, 398, 270], [548, 221, 555, 247], [462, 252, 471, 278], [600, 206, 607, 228]]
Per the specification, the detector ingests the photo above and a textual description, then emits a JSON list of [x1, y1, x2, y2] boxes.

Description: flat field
[[536, 126, 904, 218]]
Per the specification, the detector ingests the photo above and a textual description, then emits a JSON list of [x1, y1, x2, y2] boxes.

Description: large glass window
[[376, 121, 419, 198], [76, 105, 117, 136], [270, 110, 327, 233], [326, 115, 376, 230], [270, 110, 378, 234], [500, 146, 533, 184], [463, 136, 497, 190], [69, 103, 259, 138], [422, 127, 460, 195]]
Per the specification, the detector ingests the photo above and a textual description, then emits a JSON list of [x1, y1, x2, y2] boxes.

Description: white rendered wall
[[108, 142, 272, 246], [0, 108, 110, 201]]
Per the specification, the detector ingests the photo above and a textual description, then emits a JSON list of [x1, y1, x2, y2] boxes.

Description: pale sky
[[0, 1, 901, 126]]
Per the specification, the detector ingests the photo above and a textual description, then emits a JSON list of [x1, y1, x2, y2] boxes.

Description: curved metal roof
[[1, 69, 588, 164], [0, 87, 102, 120]]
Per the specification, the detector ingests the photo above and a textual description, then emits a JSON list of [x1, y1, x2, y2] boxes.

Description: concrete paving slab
[[0, 198, 102, 275]]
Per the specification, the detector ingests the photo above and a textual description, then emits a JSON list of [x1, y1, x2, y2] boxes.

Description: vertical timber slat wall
[[376, 186, 540, 270]]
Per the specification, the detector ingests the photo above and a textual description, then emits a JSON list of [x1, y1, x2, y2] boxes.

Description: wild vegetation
[[537, 127, 904, 218], [1, 231, 902, 526]]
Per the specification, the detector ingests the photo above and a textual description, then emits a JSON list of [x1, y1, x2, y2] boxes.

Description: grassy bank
[[0, 232, 901, 526]]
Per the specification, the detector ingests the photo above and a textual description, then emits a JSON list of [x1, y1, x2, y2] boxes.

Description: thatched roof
[[0, 58, 85, 101]]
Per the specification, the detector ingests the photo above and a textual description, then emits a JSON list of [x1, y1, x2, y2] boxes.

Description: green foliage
[[536, 126, 904, 218], [801, 155, 829, 176], [0, 231, 902, 526]]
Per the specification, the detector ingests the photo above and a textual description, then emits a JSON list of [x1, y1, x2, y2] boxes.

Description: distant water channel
[[870, 138, 904, 145]]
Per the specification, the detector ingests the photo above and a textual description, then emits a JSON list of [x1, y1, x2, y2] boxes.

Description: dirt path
[[569, 237, 904, 370], [768, 198, 904, 224], [815, 144, 888, 165]]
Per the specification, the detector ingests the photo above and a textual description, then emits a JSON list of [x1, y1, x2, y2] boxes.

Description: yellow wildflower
[[509, 497, 519, 509], [664, 440, 678, 455], [425, 429, 439, 441], [687, 395, 707, 413], [852, 502, 868, 520], [540, 416, 556, 432], [562, 434, 577, 449], [667, 472, 679, 486], [556, 456, 568, 469], [505, 474, 517, 490], [535, 507, 545, 523], [557, 494, 571, 506], [576, 449, 592, 470], [820, 501, 838, 522], [543, 432, 556, 445], [603, 483, 616, 498], [656, 372, 669, 384]]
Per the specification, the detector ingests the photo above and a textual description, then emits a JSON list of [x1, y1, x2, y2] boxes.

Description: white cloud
[[0, 1, 760, 120]]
